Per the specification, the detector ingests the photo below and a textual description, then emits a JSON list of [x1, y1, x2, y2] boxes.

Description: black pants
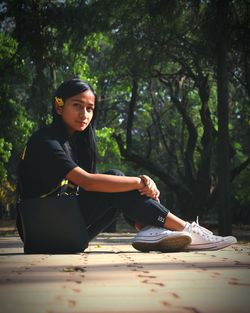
[[80, 170, 169, 241]]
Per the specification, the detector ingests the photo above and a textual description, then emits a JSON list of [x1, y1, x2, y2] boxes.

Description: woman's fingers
[[139, 186, 160, 199], [138, 175, 160, 201], [139, 180, 156, 192], [139, 186, 155, 195]]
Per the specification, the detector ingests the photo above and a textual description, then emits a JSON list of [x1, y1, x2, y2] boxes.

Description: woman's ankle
[[164, 212, 187, 231]]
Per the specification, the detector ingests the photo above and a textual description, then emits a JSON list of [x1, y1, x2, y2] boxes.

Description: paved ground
[[0, 233, 250, 313]]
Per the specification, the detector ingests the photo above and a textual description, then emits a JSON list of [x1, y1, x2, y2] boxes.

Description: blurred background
[[0, 0, 249, 236]]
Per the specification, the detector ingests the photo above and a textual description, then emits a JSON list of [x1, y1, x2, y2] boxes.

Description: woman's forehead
[[68, 90, 95, 104]]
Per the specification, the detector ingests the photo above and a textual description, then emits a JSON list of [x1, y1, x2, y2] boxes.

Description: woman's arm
[[66, 166, 160, 200]]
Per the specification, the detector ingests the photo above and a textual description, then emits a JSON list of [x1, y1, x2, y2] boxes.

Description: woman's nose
[[79, 107, 87, 117]]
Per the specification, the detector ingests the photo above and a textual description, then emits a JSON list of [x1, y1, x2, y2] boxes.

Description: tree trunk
[[216, 0, 232, 235], [126, 79, 138, 151]]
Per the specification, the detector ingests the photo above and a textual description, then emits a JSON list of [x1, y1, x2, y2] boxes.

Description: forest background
[[0, 0, 249, 235]]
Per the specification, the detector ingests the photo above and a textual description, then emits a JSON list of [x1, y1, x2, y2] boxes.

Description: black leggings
[[79, 169, 170, 241]]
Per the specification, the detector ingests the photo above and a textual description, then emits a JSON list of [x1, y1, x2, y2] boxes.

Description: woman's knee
[[104, 169, 125, 176]]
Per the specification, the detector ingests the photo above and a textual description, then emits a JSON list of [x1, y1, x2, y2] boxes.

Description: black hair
[[52, 78, 97, 173]]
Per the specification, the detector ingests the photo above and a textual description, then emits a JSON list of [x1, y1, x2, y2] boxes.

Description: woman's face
[[56, 90, 95, 134]]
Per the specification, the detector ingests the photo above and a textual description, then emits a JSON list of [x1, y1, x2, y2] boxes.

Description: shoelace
[[195, 216, 213, 235], [187, 217, 220, 241]]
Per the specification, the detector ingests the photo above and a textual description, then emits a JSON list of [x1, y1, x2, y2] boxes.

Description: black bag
[[18, 195, 89, 254]]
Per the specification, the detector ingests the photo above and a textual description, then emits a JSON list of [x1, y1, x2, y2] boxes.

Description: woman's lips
[[76, 121, 87, 125]]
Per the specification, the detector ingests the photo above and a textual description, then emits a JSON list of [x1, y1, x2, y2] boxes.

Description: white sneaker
[[183, 219, 237, 251], [132, 226, 192, 252]]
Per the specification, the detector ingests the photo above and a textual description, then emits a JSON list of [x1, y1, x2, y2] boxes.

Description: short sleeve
[[37, 138, 78, 186], [20, 130, 78, 198]]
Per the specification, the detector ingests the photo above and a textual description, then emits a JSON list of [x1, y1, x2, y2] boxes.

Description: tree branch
[[231, 157, 250, 181], [113, 133, 191, 197]]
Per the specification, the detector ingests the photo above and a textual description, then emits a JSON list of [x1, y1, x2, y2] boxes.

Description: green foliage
[[0, 138, 12, 180], [232, 168, 250, 205], [0, 0, 249, 220], [0, 33, 17, 62], [96, 127, 127, 172], [0, 95, 36, 160], [96, 128, 118, 158], [0, 179, 16, 208]]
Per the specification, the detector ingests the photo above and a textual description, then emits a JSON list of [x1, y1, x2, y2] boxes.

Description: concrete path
[[0, 234, 250, 313]]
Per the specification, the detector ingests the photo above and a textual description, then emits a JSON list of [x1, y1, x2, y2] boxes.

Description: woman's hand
[[138, 175, 160, 202]]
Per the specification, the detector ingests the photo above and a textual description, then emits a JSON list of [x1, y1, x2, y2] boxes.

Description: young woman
[[18, 78, 237, 252]]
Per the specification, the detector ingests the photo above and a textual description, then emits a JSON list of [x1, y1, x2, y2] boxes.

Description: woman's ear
[[55, 104, 63, 115]]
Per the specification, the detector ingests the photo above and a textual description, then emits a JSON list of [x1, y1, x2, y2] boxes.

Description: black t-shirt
[[19, 125, 78, 199]]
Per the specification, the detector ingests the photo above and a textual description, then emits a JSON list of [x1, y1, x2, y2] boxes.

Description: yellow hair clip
[[55, 96, 64, 107]]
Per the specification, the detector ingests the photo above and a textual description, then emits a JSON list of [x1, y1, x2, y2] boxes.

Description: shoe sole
[[182, 238, 237, 251], [132, 235, 192, 252]]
